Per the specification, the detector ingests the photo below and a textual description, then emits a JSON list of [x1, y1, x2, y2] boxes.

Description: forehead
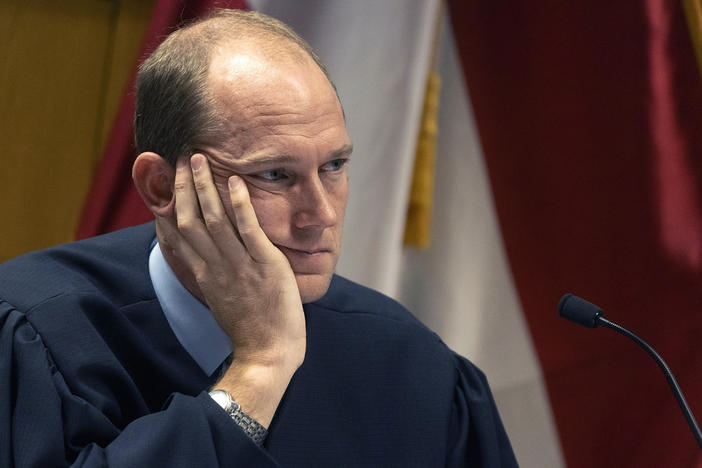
[[204, 44, 348, 159]]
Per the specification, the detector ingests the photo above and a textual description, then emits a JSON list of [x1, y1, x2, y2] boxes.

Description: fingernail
[[176, 158, 186, 169], [228, 175, 242, 190], [191, 154, 202, 171]]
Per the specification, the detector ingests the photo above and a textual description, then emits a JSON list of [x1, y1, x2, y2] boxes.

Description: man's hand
[[156, 153, 306, 427]]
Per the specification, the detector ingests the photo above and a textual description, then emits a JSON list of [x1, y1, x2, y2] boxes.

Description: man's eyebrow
[[236, 153, 301, 168], [331, 143, 354, 158], [236, 144, 354, 169]]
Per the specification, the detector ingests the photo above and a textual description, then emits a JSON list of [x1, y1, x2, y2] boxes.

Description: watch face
[[209, 389, 231, 409]]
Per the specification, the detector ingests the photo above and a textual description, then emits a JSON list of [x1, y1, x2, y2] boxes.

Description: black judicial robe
[[0, 223, 517, 467]]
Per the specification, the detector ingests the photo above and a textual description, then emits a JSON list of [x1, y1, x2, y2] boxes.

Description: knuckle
[[205, 216, 226, 235], [177, 218, 196, 233], [162, 232, 177, 247], [194, 270, 208, 287], [193, 179, 209, 192], [192, 262, 209, 284], [229, 196, 245, 209], [237, 224, 255, 238]]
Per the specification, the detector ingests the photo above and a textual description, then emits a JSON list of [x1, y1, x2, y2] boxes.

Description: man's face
[[198, 45, 352, 303]]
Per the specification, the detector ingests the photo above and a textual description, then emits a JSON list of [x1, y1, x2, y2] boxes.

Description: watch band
[[209, 389, 268, 446]]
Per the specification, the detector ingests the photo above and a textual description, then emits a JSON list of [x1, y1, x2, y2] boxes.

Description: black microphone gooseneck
[[558, 293, 702, 450]]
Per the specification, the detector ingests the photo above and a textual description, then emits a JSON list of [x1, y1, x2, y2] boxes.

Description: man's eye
[[321, 159, 348, 172], [255, 169, 287, 181]]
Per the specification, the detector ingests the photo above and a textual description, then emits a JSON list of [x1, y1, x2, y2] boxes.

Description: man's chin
[[295, 272, 333, 304]]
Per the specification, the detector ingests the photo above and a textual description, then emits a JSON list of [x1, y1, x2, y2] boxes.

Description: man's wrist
[[232, 340, 305, 371], [209, 389, 268, 446], [214, 359, 297, 428]]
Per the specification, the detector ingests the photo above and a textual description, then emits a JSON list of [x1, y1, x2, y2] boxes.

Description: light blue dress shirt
[[148, 241, 232, 377]]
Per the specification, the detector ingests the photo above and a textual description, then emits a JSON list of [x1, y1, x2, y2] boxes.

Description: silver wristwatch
[[208, 389, 268, 446]]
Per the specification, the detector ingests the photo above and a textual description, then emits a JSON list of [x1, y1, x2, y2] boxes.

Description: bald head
[[134, 9, 339, 166]]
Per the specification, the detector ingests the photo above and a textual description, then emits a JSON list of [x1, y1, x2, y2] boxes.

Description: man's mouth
[[277, 245, 332, 256], [275, 245, 335, 274]]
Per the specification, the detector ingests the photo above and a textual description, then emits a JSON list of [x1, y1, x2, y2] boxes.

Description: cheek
[[248, 191, 291, 240], [330, 178, 349, 219]]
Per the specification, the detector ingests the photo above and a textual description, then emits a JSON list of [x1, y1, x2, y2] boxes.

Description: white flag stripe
[[399, 14, 563, 466]]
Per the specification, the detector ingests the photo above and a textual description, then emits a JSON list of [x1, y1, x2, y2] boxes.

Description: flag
[[448, 0, 702, 466]]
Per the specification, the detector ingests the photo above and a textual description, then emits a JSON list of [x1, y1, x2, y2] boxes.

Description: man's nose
[[292, 177, 337, 230]]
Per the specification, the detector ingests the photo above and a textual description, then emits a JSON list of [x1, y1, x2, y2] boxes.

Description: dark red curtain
[[76, 0, 247, 239], [449, 0, 702, 466]]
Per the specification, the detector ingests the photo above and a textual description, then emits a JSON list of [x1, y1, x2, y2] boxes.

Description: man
[[0, 10, 516, 467]]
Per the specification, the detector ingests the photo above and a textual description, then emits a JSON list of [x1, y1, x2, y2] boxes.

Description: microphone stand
[[596, 316, 702, 449]]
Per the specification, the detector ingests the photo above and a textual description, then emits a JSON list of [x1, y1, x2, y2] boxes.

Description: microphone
[[558, 293, 702, 450]]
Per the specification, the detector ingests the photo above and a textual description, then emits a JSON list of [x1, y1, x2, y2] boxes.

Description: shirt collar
[[148, 240, 232, 376]]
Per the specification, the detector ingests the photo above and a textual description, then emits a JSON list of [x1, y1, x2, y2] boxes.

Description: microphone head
[[558, 294, 603, 328]]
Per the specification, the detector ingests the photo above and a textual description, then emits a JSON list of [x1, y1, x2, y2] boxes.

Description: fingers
[[172, 153, 275, 266], [173, 156, 219, 260], [228, 175, 276, 263], [189, 154, 240, 249], [175, 154, 248, 266]]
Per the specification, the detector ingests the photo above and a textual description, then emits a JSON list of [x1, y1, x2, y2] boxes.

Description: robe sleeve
[[446, 353, 519, 468], [0, 301, 279, 468]]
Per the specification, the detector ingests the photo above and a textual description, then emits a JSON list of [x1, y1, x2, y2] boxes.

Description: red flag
[[449, 0, 702, 466]]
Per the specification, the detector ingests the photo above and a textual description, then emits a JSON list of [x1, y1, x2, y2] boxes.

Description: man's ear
[[132, 152, 175, 217]]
